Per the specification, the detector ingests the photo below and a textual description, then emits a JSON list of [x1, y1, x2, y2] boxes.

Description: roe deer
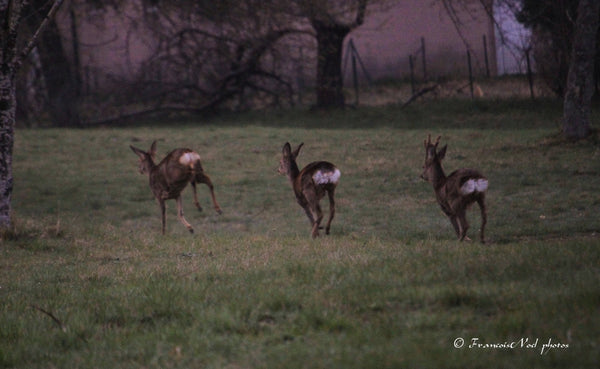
[[278, 142, 340, 238], [421, 135, 488, 243], [130, 141, 222, 234]]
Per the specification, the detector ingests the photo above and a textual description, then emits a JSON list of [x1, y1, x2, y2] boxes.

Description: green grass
[[1, 99, 599, 368]]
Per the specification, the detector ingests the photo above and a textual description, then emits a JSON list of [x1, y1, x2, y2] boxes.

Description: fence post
[[421, 37, 427, 80], [525, 48, 535, 100], [467, 50, 474, 99], [297, 46, 305, 105], [84, 66, 90, 96], [483, 35, 490, 78], [349, 40, 372, 86], [352, 51, 359, 106], [409, 55, 416, 95]]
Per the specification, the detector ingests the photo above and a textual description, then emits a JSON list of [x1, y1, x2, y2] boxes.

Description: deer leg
[[311, 202, 323, 238], [190, 181, 203, 211], [477, 195, 487, 244], [195, 172, 222, 214], [302, 207, 315, 225], [325, 188, 336, 235], [176, 196, 194, 234], [294, 193, 314, 224], [449, 215, 461, 238], [158, 199, 166, 235], [303, 188, 322, 238], [457, 210, 470, 241]]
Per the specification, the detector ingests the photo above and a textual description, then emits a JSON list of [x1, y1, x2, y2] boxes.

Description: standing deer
[[278, 142, 341, 238], [130, 141, 222, 234], [421, 135, 488, 243]]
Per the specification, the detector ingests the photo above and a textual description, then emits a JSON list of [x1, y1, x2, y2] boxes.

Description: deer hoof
[[216, 208, 223, 215], [188, 228, 194, 234]]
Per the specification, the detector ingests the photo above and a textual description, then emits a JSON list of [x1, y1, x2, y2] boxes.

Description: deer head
[[130, 141, 157, 175], [421, 134, 447, 183], [278, 142, 303, 178]]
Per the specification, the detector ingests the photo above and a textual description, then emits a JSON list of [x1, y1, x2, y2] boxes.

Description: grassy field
[[1, 99, 599, 368]]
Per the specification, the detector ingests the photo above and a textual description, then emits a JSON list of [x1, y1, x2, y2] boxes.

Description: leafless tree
[[85, 0, 306, 123], [563, 0, 600, 140], [100, 0, 382, 117], [516, 0, 578, 96], [23, 0, 81, 127], [293, 0, 369, 109], [1, 0, 65, 230], [441, 0, 599, 140]]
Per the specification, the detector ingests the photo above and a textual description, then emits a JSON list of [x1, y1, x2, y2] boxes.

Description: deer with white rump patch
[[130, 141, 222, 234], [421, 135, 488, 243], [278, 142, 340, 238]]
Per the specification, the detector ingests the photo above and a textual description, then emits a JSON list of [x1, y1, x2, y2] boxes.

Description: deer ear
[[282, 142, 292, 156], [292, 142, 304, 158], [149, 141, 158, 159], [437, 145, 447, 160], [130, 145, 145, 158]]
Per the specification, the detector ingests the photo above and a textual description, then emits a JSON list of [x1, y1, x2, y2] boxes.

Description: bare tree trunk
[[563, 0, 600, 140], [27, 0, 81, 127], [313, 22, 349, 109], [0, 0, 64, 230], [303, 0, 368, 110], [0, 71, 16, 228], [0, 0, 20, 230]]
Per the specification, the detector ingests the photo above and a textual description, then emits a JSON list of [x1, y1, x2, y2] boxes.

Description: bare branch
[[31, 304, 67, 333], [15, 0, 65, 69], [439, 0, 474, 53], [401, 84, 439, 108], [353, 0, 368, 28]]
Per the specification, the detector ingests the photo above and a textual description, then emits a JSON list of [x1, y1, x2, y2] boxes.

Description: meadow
[[1, 99, 599, 368]]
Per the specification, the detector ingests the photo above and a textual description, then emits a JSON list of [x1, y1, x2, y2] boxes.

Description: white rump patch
[[179, 152, 201, 167], [460, 178, 488, 195], [313, 168, 341, 185]]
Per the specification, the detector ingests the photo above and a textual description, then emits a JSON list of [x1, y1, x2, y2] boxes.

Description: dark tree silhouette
[[563, 0, 600, 140], [297, 0, 368, 109], [0, 0, 65, 230], [25, 0, 81, 127]]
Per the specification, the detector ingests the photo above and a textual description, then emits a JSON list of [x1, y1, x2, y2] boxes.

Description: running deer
[[421, 135, 488, 243], [130, 141, 222, 234], [278, 142, 341, 238]]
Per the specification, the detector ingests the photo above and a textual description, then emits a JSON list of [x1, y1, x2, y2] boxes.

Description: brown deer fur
[[130, 141, 222, 234], [421, 135, 488, 243], [279, 142, 341, 238]]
